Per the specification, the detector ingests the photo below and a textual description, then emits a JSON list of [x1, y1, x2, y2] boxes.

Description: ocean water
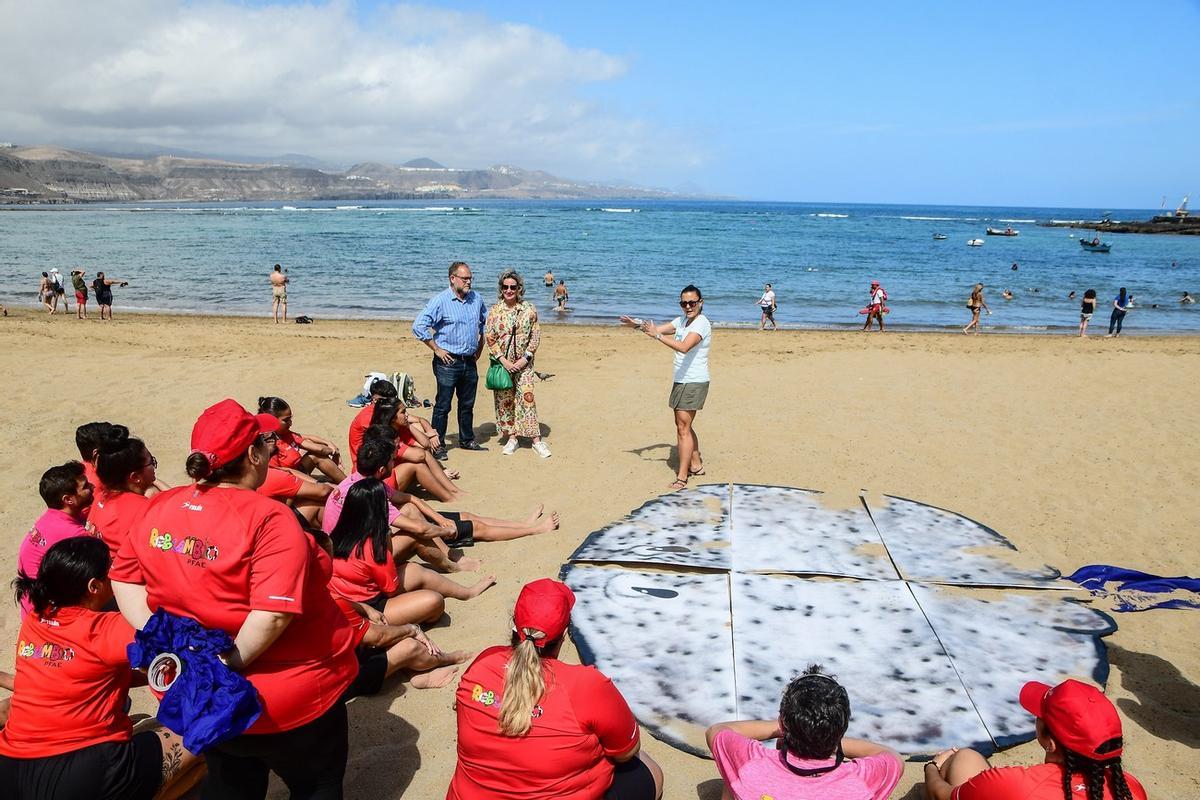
[[2, 200, 1198, 332]]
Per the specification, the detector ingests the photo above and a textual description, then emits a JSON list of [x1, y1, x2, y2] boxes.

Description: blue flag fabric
[[1069, 565, 1200, 612], [127, 609, 262, 753]]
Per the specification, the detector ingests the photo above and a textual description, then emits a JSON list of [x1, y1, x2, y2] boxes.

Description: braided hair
[[1060, 738, 1134, 800]]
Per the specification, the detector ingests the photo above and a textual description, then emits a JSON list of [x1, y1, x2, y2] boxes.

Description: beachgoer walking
[[49, 268, 67, 312], [270, 263, 288, 323], [963, 283, 990, 334], [924, 679, 1146, 800], [1106, 287, 1132, 338], [1079, 289, 1098, 337], [543, 270, 554, 287], [91, 272, 128, 321], [448, 579, 665, 800], [554, 279, 569, 311], [861, 280, 887, 331], [757, 283, 777, 331], [70, 270, 88, 319], [413, 261, 488, 455], [38, 272, 54, 314], [620, 284, 711, 491], [486, 270, 549, 457], [110, 399, 358, 800]]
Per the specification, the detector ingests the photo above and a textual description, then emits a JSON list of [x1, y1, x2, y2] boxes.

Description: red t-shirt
[[110, 483, 358, 734], [953, 763, 1147, 800], [257, 467, 302, 500], [0, 607, 135, 758], [348, 405, 374, 470], [330, 544, 400, 602], [270, 429, 306, 470], [88, 488, 150, 559], [447, 646, 640, 800]]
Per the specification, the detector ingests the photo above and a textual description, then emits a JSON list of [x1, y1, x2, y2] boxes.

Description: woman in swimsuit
[[963, 283, 990, 334]]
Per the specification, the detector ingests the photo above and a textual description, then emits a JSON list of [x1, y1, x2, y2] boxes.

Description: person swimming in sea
[[1002, 289, 1013, 301], [1182, 291, 1195, 304], [543, 270, 554, 287]]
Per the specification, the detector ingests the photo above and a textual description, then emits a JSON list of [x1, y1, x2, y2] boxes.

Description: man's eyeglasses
[[679, 299, 700, 308], [453, 274, 474, 282]]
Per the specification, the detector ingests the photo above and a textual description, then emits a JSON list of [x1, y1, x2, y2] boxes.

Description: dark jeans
[[201, 701, 348, 800], [1109, 308, 1126, 334], [432, 355, 479, 445]]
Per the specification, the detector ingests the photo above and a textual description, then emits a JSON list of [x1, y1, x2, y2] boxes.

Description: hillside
[[0, 144, 685, 203]]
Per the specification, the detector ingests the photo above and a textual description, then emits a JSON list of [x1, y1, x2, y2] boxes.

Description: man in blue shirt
[[412, 261, 488, 456]]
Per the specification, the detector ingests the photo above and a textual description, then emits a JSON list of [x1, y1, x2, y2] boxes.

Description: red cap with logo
[[1019, 679, 1123, 759], [513, 579, 575, 648], [189, 399, 276, 470]]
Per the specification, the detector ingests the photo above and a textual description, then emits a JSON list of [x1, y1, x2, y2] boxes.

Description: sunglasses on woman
[[679, 299, 700, 308], [502, 284, 519, 291]]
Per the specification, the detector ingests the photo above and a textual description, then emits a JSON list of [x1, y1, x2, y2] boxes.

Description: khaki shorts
[[669, 381, 709, 410], [272, 286, 287, 299]]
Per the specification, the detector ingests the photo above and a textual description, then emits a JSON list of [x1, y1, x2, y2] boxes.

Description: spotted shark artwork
[[563, 484, 1114, 758]]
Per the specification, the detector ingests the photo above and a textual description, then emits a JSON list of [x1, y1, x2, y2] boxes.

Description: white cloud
[[0, 0, 703, 180]]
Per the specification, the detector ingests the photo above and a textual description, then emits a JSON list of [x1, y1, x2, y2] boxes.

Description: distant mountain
[[0, 144, 695, 203]]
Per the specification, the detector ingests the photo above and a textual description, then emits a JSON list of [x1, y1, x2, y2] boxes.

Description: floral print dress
[[485, 300, 542, 438]]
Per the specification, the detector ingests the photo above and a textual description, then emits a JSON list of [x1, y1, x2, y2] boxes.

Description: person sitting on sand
[[89, 427, 159, 559], [18, 462, 95, 615], [1182, 291, 1195, 304], [348, 379, 445, 469], [705, 664, 902, 800], [371, 399, 462, 502], [448, 579, 664, 800], [270, 264, 288, 323], [254, 413, 333, 526], [258, 396, 346, 483], [0, 537, 205, 800], [554, 279, 569, 310], [91, 271, 128, 321], [329, 479, 495, 620], [924, 678, 1146, 800]]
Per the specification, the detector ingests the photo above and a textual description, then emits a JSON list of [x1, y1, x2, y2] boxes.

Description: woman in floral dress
[[486, 270, 551, 458]]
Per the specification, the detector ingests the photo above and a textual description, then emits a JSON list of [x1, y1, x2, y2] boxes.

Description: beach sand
[[1, 310, 1197, 799]]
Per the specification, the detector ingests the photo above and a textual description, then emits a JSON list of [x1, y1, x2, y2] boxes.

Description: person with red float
[[110, 398, 359, 800], [1, 537, 204, 800], [924, 678, 1146, 800], [448, 579, 664, 800]]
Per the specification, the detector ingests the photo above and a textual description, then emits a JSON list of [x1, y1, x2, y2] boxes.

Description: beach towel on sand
[[128, 609, 262, 752], [1070, 565, 1200, 612]]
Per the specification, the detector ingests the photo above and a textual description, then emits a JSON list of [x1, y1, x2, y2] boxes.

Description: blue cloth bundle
[[1070, 565, 1200, 612]]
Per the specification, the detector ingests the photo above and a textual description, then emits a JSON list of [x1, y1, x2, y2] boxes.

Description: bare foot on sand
[[534, 511, 560, 535], [452, 555, 483, 572], [524, 503, 545, 525], [443, 468, 461, 480], [442, 650, 473, 665], [410, 665, 459, 689], [467, 575, 498, 598]]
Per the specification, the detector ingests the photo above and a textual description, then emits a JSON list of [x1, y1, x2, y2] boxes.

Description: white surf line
[[726, 482, 741, 720], [858, 490, 997, 751]]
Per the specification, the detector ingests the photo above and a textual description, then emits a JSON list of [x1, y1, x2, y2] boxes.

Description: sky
[[1, 0, 1197, 207]]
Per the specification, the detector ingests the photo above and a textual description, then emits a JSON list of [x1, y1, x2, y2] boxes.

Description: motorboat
[[932, 233, 948, 240], [1080, 238, 1111, 253], [986, 227, 1019, 236], [967, 238, 984, 247]]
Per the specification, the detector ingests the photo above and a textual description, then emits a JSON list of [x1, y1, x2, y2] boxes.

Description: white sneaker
[[501, 437, 519, 455], [532, 441, 552, 458]]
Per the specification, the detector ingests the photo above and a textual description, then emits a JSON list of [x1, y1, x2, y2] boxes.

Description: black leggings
[[1109, 308, 1126, 334], [201, 701, 348, 800]]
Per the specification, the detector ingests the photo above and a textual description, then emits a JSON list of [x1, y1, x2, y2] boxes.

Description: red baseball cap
[[189, 399, 276, 470], [1019, 679, 1123, 759], [513, 579, 575, 648]]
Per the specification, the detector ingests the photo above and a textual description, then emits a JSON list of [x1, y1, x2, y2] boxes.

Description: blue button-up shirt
[[412, 287, 487, 356]]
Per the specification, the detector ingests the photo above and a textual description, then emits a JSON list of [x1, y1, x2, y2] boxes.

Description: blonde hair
[[496, 269, 526, 302], [498, 634, 546, 736]]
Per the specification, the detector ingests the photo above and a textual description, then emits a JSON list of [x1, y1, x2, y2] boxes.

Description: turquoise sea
[[2, 200, 1198, 332]]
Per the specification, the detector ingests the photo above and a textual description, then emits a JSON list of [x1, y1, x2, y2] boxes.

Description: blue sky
[[4, 1, 1197, 206]]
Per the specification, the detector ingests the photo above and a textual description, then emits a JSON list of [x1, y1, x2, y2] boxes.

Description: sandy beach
[[1, 310, 1196, 799]]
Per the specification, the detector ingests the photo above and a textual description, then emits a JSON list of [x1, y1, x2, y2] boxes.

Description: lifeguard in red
[[110, 484, 358, 734], [447, 645, 640, 800]]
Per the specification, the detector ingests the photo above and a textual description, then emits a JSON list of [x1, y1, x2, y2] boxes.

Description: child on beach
[[705, 665, 903, 800]]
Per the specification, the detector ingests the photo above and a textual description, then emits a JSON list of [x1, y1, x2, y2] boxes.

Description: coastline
[[1, 311, 1197, 800]]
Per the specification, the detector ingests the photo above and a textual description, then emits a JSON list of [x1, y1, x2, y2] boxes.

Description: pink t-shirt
[[17, 508, 97, 615], [322, 472, 401, 533], [712, 730, 902, 800]]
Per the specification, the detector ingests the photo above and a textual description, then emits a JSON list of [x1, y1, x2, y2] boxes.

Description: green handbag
[[485, 356, 513, 391]]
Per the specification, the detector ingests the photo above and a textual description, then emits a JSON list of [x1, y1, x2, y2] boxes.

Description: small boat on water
[[986, 226, 1019, 236], [933, 233, 948, 240], [967, 238, 984, 247], [1080, 238, 1111, 253]]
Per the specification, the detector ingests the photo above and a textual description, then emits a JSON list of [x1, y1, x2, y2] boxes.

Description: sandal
[[688, 466, 706, 477], [668, 478, 688, 491]]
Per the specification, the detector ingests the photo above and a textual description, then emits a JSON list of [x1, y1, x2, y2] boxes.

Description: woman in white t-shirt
[[620, 285, 712, 491], [758, 283, 777, 331]]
